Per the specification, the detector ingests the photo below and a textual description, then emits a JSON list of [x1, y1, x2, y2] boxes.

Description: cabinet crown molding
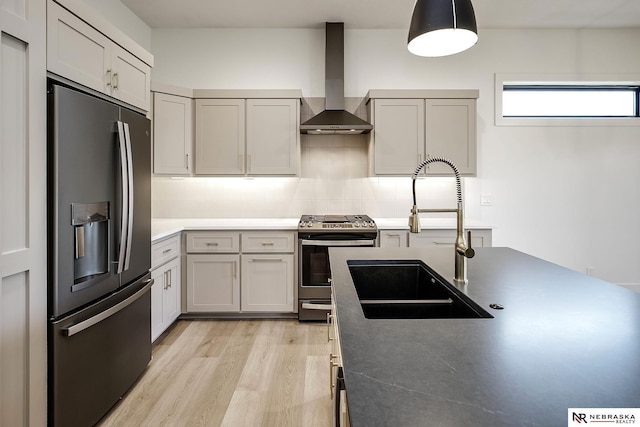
[[365, 89, 479, 104]]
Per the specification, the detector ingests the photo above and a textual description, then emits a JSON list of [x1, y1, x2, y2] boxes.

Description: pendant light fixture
[[408, 0, 478, 57]]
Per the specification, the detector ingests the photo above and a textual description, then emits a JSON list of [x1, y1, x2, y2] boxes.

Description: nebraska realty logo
[[569, 408, 639, 425]]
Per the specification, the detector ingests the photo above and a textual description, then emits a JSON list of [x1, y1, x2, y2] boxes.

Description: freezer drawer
[[48, 275, 152, 427]]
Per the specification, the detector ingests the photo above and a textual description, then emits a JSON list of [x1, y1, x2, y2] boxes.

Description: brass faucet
[[409, 157, 475, 285]]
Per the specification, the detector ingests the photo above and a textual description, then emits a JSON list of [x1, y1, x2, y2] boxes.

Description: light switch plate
[[481, 194, 493, 206]]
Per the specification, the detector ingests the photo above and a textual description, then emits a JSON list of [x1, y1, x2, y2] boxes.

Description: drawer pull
[[162, 248, 172, 254], [251, 258, 283, 262], [205, 242, 219, 246], [261, 242, 275, 246]]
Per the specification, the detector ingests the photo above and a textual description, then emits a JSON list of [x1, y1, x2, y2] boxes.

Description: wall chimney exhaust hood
[[300, 23, 373, 135]]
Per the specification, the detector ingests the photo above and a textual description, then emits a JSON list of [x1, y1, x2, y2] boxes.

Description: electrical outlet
[[480, 194, 493, 206], [586, 267, 594, 276]]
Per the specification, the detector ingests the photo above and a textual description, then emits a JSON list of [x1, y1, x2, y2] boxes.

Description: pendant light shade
[[408, 0, 478, 57]]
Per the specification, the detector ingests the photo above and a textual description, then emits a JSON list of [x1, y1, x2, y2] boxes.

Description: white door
[[163, 258, 181, 325], [372, 99, 425, 175], [246, 99, 298, 175], [195, 99, 245, 175], [425, 98, 476, 176], [47, 1, 111, 94], [111, 44, 151, 111], [241, 255, 294, 312], [153, 92, 193, 175], [186, 254, 240, 311], [1, 0, 47, 424]]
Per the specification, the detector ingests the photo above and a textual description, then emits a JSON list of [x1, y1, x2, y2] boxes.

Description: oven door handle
[[302, 302, 333, 311], [300, 239, 376, 247]]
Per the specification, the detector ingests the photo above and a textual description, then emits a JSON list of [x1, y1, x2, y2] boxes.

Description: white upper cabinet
[[46, 0, 152, 111], [195, 98, 246, 175], [367, 90, 478, 176], [425, 98, 477, 175], [111, 44, 151, 111], [195, 96, 300, 176], [371, 99, 425, 175], [246, 99, 299, 175], [153, 92, 193, 175]]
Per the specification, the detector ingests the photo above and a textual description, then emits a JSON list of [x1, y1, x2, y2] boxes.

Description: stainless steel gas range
[[298, 215, 377, 321]]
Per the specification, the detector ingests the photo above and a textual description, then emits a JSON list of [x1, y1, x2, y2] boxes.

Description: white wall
[[149, 27, 640, 288]]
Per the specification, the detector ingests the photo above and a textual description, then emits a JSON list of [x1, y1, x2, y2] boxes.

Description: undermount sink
[[347, 260, 493, 319]]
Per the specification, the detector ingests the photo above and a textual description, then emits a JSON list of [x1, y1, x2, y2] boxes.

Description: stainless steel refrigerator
[[47, 81, 152, 427]]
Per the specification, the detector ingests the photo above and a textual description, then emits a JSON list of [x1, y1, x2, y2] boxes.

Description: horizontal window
[[502, 85, 638, 118], [494, 74, 640, 126]]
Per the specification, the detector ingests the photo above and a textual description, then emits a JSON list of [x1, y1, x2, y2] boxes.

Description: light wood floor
[[97, 319, 332, 427]]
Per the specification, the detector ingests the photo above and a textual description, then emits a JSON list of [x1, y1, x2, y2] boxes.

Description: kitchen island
[[329, 247, 640, 427]]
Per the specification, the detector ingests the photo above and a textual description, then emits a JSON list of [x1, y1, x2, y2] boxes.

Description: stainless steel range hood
[[300, 23, 373, 135]]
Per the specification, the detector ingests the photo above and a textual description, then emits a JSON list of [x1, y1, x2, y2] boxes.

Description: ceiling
[[121, 0, 640, 30]]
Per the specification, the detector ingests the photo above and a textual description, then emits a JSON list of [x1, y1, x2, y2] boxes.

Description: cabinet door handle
[[329, 354, 339, 398], [233, 261, 237, 279], [327, 312, 333, 342], [185, 153, 189, 170], [112, 72, 119, 90], [106, 69, 112, 87]]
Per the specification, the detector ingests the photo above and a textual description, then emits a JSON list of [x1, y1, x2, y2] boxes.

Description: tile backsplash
[[152, 134, 459, 219]]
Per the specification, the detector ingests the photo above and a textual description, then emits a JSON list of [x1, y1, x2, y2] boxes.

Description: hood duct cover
[[300, 23, 373, 135]]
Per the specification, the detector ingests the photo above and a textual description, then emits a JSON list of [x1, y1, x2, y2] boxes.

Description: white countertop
[[374, 217, 492, 230], [152, 217, 492, 242], [151, 218, 300, 241]]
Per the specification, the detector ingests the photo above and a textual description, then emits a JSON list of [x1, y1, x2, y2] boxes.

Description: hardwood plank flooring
[[97, 319, 332, 427]]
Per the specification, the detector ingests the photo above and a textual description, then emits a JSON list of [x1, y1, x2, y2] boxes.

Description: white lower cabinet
[[330, 287, 349, 426], [409, 228, 492, 248], [151, 234, 182, 342], [379, 230, 409, 247], [185, 231, 295, 313], [186, 254, 240, 312], [241, 255, 294, 312], [151, 257, 181, 342]]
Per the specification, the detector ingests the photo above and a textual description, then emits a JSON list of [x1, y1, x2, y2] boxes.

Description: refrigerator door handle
[[62, 279, 153, 337], [123, 122, 134, 271], [116, 121, 130, 274]]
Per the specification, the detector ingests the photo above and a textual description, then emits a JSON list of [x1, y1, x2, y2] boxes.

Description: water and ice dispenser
[[72, 202, 109, 284]]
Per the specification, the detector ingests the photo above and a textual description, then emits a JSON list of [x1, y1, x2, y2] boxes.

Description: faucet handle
[[465, 230, 475, 258]]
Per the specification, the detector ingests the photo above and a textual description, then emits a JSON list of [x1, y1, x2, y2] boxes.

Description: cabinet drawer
[[379, 230, 409, 248], [409, 229, 492, 248], [151, 234, 180, 269], [242, 232, 295, 253], [186, 232, 240, 253]]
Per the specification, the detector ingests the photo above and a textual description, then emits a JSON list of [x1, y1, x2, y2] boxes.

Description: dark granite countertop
[[329, 247, 640, 427]]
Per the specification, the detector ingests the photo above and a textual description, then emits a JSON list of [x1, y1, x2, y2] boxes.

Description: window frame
[[495, 73, 640, 127]]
